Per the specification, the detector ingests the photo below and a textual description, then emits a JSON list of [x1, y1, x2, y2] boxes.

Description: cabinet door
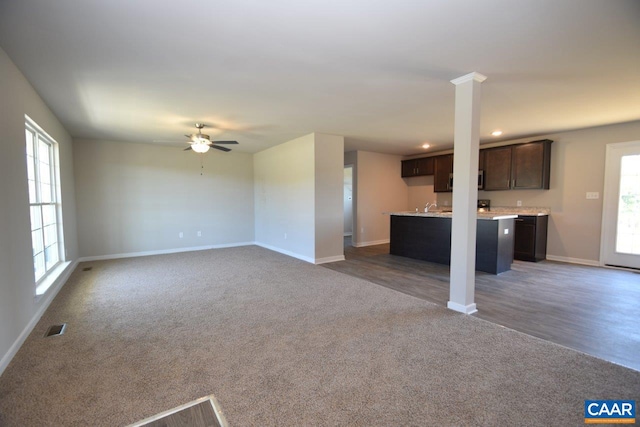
[[533, 215, 548, 261], [514, 217, 536, 261], [512, 140, 552, 189], [483, 146, 512, 190], [416, 157, 434, 175], [401, 160, 417, 177], [434, 154, 453, 192], [514, 215, 548, 262]]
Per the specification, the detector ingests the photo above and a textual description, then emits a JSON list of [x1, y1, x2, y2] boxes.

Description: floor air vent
[[45, 324, 66, 337], [82, 266, 93, 271]]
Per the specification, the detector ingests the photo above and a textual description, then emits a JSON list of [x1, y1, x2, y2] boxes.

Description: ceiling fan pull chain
[[200, 155, 204, 176]]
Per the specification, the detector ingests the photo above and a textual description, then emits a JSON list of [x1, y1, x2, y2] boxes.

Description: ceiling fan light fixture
[[182, 123, 238, 154], [191, 141, 210, 153]]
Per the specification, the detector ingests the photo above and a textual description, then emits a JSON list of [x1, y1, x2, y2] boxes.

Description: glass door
[[602, 140, 640, 269]]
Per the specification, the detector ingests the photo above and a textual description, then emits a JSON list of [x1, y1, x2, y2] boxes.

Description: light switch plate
[[586, 192, 600, 200]]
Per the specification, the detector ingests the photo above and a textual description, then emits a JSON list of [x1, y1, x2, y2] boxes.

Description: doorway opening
[[601, 140, 640, 270], [344, 165, 354, 247]]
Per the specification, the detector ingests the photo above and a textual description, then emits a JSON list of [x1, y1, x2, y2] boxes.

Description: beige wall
[[254, 133, 344, 263], [0, 47, 78, 372], [477, 121, 640, 263], [254, 134, 316, 260], [314, 134, 345, 261], [353, 151, 408, 246], [409, 120, 640, 263], [406, 175, 437, 213], [74, 139, 254, 257]]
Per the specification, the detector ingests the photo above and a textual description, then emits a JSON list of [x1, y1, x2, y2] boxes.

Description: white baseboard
[[254, 242, 315, 264], [545, 255, 600, 267], [254, 242, 345, 265], [78, 242, 255, 262], [353, 239, 390, 248], [447, 301, 478, 315], [0, 259, 78, 377], [315, 255, 345, 264]]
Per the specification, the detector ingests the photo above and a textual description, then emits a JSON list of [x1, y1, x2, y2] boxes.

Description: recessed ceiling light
[[422, 143, 431, 149], [491, 130, 503, 137]]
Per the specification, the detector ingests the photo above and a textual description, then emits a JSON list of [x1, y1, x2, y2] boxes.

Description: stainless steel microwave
[[449, 170, 484, 190]]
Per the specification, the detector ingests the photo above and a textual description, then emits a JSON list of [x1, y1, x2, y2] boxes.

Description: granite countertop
[[388, 211, 518, 221], [484, 206, 550, 216], [388, 206, 550, 220]]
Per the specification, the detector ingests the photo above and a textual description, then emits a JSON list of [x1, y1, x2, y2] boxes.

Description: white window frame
[[25, 115, 65, 294]]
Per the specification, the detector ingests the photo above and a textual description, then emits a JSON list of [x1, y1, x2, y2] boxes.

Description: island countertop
[[389, 213, 516, 273], [387, 211, 518, 221]]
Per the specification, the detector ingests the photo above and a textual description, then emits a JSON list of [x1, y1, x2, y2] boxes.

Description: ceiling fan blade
[[184, 146, 192, 151], [211, 145, 231, 152], [211, 140, 239, 144]]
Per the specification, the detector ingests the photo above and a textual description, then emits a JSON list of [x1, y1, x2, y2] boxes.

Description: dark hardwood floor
[[323, 238, 640, 371]]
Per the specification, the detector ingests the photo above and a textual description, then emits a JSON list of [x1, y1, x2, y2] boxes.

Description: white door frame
[[600, 140, 640, 269], [344, 164, 355, 246]]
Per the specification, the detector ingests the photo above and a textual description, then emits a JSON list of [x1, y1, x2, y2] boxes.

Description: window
[[25, 117, 64, 286]]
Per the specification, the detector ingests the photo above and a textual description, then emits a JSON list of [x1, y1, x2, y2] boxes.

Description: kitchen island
[[389, 211, 517, 274]]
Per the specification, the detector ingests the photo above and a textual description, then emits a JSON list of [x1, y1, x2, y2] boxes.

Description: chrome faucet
[[424, 202, 437, 212]]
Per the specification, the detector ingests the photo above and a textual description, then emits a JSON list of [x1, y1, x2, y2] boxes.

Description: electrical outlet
[[516, 200, 522, 207], [197, 231, 201, 237], [504, 229, 509, 235], [179, 232, 183, 238], [284, 233, 287, 239], [586, 192, 600, 200], [361, 227, 364, 233]]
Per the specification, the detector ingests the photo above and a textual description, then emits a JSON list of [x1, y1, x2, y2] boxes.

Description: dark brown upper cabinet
[[433, 154, 453, 192], [401, 157, 434, 177], [482, 139, 552, 191], [478, 149, 485, 170], [483, 146, 513, 191]]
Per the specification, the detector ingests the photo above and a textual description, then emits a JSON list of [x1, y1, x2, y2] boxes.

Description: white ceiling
[[1, 0, 639, 155]]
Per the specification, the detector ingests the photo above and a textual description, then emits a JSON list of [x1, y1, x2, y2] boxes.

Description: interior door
[[602, 140, 640, 269]]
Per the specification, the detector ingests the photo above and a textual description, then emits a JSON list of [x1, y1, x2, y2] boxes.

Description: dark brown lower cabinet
[[514, 215, 548, 262], [390, 215, 515, 274]]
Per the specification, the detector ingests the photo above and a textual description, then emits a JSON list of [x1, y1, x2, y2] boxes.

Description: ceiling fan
[[184, 123, 238, 153]]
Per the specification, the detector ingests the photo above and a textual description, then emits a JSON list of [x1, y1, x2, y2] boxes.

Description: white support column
[[448, 72, 486, 315]]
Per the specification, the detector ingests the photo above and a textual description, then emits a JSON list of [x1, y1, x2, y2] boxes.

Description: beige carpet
[[0, 246, 638, 426]]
